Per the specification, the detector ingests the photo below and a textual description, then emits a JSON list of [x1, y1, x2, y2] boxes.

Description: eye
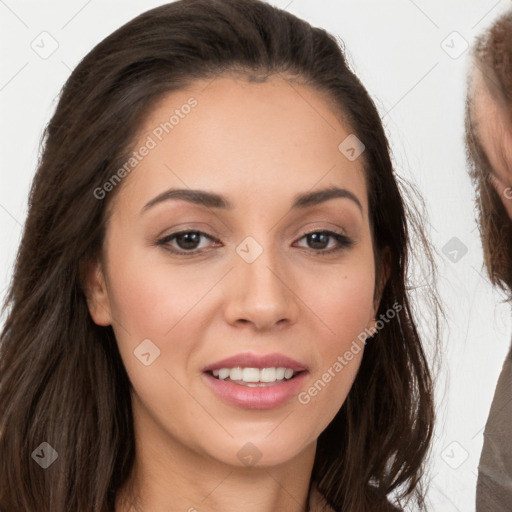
[[156, 229, 354, 256], [156, 230, 220, 255], [294, 230, 354, 255]]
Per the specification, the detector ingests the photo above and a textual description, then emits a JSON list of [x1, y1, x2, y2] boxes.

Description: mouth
[[202, 367, 309, 409], [201, 352, 309, 408], [205, 367, 307, 387]]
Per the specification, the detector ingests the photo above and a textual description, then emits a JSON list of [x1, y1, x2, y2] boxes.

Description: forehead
[[141, 74, 354, 156], [122, 74, 369, 209]]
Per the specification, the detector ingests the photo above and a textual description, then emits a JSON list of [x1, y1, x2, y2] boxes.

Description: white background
[[1, 1, 511, 510]]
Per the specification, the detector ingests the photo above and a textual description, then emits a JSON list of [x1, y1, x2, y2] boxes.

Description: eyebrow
[[141, 185, 363, 214]]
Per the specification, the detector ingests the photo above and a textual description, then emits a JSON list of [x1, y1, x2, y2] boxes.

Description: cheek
[[324, 272, 375, 328], [103, 248, 208, 427], [293, 252, 375, 412], [315, 276, 373, 375], [298, 255, 376, 346], [102, 243, 214, 398], [105, 245, 213, 339]]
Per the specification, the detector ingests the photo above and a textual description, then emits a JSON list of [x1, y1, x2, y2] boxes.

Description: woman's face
[[471, 68, 512, 218], [86, 75, 380, 468]]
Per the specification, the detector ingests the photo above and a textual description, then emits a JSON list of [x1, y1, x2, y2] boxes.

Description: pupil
[[177, 232, 200, 249], [308, 232, 328, 249]]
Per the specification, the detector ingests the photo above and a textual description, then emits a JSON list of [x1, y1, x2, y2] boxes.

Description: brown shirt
[[476, 343, 512, 511]]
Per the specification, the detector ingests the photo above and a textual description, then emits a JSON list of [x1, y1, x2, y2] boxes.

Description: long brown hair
[[465, 9, 512, 296], [0, 1, 437, 510]]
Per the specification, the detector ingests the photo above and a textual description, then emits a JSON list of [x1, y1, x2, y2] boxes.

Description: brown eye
[[173, 232, 202, 250], [295, 230, 354, 255], [156, 230, 220, 255]]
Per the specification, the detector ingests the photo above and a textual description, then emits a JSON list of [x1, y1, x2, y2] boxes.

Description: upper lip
[[202, 352, 309, 372]]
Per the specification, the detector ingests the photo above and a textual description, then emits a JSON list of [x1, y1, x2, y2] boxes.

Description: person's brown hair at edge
[[465, 8, 512, 512]]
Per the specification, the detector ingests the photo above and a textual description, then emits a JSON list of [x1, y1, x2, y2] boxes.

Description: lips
[[202, 370, 309, 409], [201, 352, 310, 409], [202, 352, 308, 373]]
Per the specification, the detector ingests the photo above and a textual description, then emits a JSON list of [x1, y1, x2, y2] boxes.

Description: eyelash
[[156, 229, 354, 257]]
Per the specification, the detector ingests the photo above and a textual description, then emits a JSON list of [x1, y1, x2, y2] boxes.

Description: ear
[[80, 256, 112, 326]]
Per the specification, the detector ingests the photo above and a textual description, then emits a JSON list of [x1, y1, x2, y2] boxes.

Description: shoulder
[[476, 344, 512, 510]]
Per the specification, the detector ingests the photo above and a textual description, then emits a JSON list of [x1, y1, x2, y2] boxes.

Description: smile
[[203, 369, 308, 409], [210, 366, 298, 385]]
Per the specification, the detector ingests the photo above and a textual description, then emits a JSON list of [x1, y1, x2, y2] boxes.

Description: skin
[[471, 68, 512, 218], [85, 74, 385, 512]]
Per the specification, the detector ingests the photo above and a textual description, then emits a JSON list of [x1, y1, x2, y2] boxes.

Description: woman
[[465, 9, 512, 512], [0, 1, 437, 510]]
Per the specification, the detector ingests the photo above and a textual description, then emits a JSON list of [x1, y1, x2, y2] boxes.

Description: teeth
[[260, 368, 276, 382], [243, 368, 260, 382], [210, 367, 297, 383], [230, 367, 243, 381], [218, 368, 230, 380]]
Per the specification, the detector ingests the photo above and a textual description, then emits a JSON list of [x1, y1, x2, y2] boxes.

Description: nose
[[223, 240, 300, 331]]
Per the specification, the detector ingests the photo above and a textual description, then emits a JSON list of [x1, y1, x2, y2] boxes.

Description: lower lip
[[202, 371, 308, 409]]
